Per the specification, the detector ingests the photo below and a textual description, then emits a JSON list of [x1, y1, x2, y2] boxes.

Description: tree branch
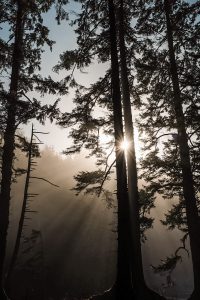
[[30, 177, 59, 187], [98, 159, 116, 197]]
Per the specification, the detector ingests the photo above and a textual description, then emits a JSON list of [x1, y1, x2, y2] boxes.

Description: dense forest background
[[0, 0, 199, 299]]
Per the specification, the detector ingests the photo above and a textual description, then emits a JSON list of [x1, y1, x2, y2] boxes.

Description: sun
[[98, 127, 142, 160], [120, 139, 130, 151], [120, 128, 142, 160]]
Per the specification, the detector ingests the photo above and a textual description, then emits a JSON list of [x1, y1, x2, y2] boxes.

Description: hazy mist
[[6, 148, 193, 299]]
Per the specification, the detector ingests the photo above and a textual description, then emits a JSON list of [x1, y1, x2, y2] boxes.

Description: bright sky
[[19, 2, 110, 157]]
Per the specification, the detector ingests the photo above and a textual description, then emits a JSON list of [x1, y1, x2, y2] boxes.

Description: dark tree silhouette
[[134, 1, 200, 299], [5, 124, 39, 296], [55, 1, 165, 299], [5, 125, 59, 298], [107, 0, 132, 298], [164, 1, 200, 298], [0, 0, 68, 296], [117, 1, 164, 299], [0, 2, 25, 294]]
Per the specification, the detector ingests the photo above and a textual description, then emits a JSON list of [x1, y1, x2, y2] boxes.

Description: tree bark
[[164, 1, 200, 299], [108, 0, 132, 298], [0, 0, 24, 290]]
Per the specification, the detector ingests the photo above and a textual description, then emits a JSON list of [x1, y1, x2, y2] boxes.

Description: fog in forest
[[6, 148, 193, 299]]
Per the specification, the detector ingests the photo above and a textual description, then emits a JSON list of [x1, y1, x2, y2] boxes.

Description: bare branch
[[30, 176, 59, 187], [33, 131, 49, 134], [98, 159, 116, 197], [20, 91, 33, 104]]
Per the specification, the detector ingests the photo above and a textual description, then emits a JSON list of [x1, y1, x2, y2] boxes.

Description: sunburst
[[120, 139, 130, 151]]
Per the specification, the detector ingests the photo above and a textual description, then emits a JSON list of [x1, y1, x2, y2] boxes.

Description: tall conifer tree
[[107, 0, 132, 298], [117, 1, 163, 298], [0, 1, 25, 293], [134, 1, 200, 298], [56, 0, 165, 298], [0, 1, 68, 295], [164, 1, 200, 298]]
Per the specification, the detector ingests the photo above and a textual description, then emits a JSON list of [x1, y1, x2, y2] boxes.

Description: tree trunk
[[0, 0, 24, 291], [164, 1, 200, 299], [118, 0, 144, 288], [117, 1, 164, 299], [5, 125, 34, 297], [108, 0, 132, 298]]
